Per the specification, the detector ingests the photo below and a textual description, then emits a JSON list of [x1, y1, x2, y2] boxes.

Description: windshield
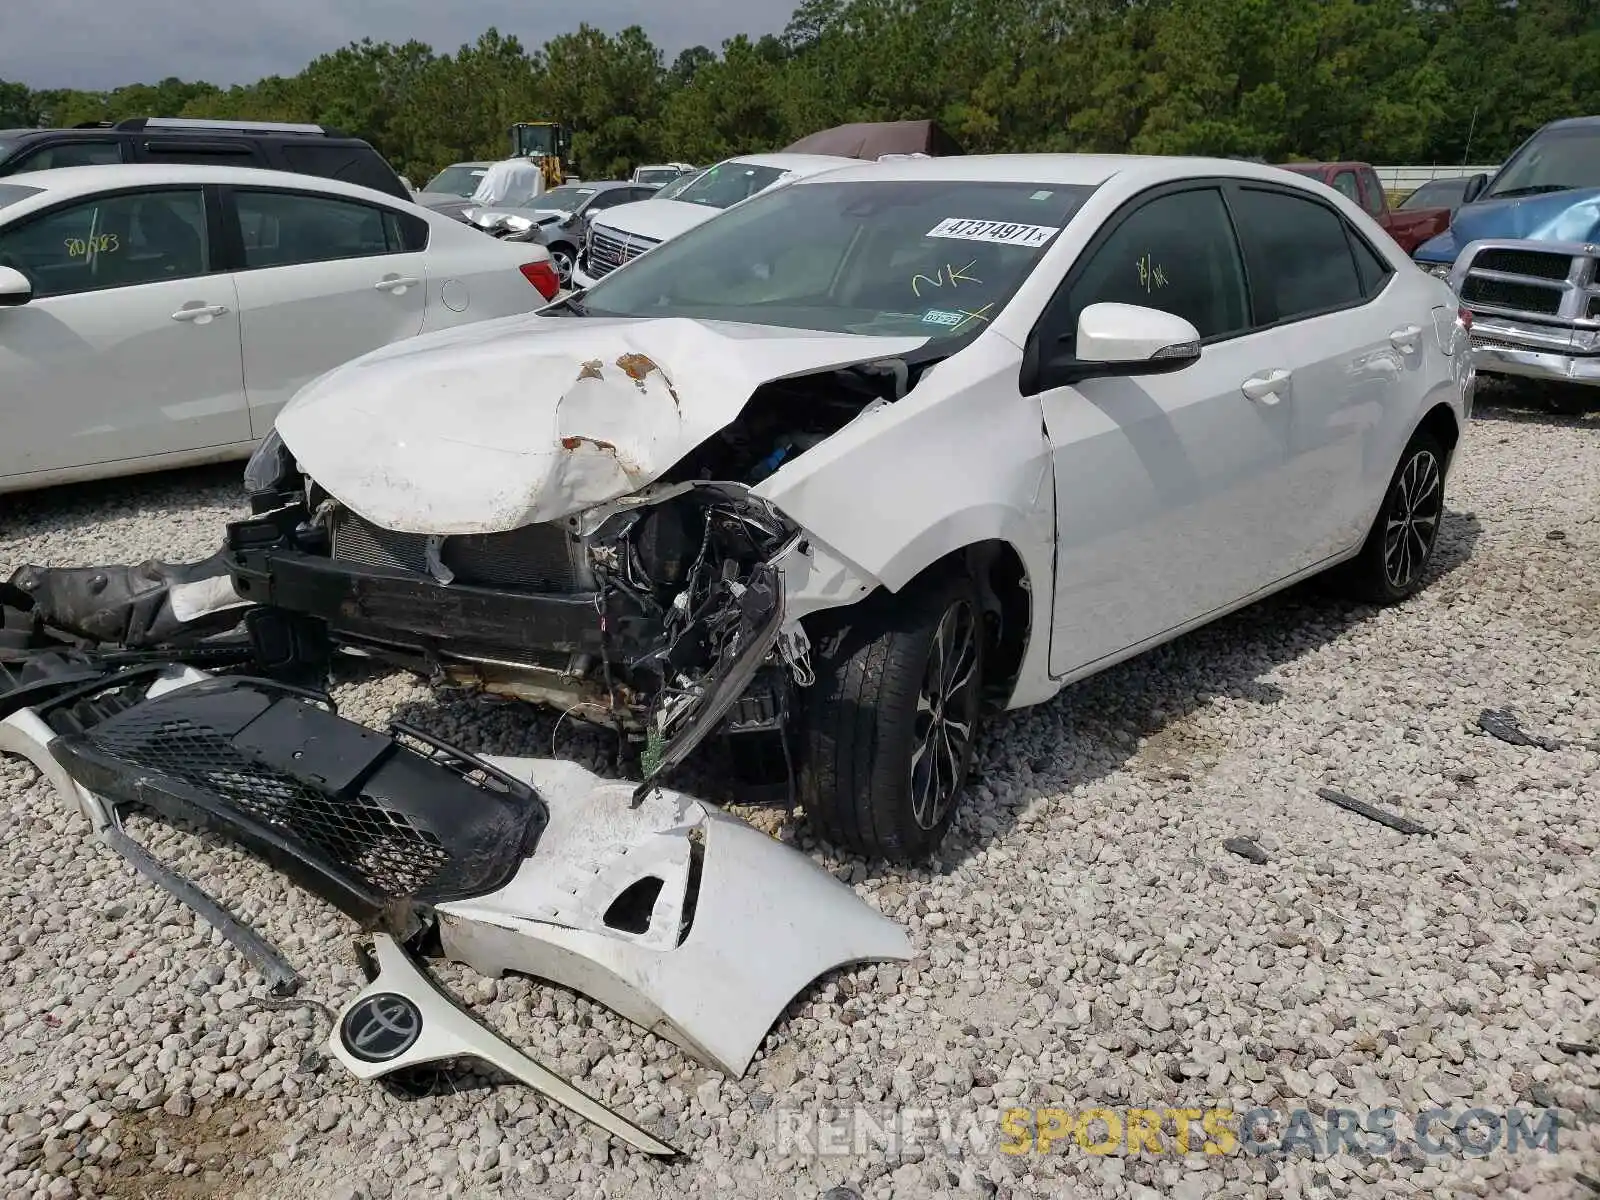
[[0, 183, 42, 211], [654, 171, 704, 201], [539, 186, 596, 213], [1398, 179, 1467, 210], [579, 178, 1094, 338], [635, 168, 682, 186], [425, 165, 488, 196], [1486, 125, 1600, 199], [669, 162, 789, 210]]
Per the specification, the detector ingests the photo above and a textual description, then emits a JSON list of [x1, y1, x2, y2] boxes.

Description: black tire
[[1331, 429, 1448, 605], [796, 569, 984, 861], [1542, 386, 1592, 417]]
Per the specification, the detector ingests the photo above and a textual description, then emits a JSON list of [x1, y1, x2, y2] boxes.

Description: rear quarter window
[[279, 144, 407, 199]]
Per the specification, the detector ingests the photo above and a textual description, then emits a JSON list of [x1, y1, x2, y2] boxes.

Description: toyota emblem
[[340, 992, 423, 1063]]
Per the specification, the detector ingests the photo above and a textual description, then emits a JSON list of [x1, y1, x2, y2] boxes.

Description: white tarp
[[470, 157, 547, 206]]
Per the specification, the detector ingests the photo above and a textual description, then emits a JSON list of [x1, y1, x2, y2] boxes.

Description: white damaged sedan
[[213, 153, 1473, 861]]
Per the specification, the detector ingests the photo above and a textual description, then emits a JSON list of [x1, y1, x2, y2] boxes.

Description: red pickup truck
[[1279, 161, 1452, 254]]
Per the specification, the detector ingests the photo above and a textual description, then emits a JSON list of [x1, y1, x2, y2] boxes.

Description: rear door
[[1225, 182, 1413, 568], [0, 185, 248, 478], [223, 185, 428, 435]]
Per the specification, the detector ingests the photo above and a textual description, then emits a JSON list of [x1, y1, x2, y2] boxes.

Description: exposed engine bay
[[4, 356, 928, 797]]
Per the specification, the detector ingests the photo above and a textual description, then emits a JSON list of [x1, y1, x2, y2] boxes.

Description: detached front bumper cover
[[0, 659, 910, 1155]]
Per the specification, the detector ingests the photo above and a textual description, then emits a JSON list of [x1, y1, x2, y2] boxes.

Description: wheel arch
[[1416, 400, 1461, 463]]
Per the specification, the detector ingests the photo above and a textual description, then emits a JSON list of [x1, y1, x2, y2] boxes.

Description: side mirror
[[0, 265, 32, 307], [1066, 301, 1201, 378], [1462, 173, 1489, 204]]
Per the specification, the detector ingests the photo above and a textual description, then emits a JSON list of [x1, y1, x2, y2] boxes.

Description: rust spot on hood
[[561, 435, 618, 453], [615, 352, 681, 410], [577, 359, 605, 381]]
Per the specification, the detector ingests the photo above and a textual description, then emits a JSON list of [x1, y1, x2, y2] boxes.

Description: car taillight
[[519, 261, 560, 300]]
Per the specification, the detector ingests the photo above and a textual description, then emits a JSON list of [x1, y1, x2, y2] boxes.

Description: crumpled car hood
[[275, 314, 928, 535], [1415, 186, 1600, 261]]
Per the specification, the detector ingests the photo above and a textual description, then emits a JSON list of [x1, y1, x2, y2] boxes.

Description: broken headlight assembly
[[242, 428, 299, 500]]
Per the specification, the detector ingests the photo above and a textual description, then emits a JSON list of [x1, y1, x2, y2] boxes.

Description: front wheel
[[796, 570, 985, 861], [548, 243, 575, 287], [1330, 429, 1448, 604]]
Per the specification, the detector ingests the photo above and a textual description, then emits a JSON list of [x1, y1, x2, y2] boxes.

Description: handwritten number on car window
[[62, 232, 119, 261]]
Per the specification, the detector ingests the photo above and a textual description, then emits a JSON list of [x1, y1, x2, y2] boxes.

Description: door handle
[[1390, 324, 1422, 352], [375, 275, 420, 293], [1240, 369, 1291, 404], [170, 303, 229, 323]]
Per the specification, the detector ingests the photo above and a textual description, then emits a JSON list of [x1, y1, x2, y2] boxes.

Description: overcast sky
[[0, 1, 799, 91]]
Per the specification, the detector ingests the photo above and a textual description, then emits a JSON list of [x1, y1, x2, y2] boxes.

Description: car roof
[[1541, 115, 1600, 131], [722, 152, 862, 172], [782, 152, 1335, 189], [0, 162, 423, 210]]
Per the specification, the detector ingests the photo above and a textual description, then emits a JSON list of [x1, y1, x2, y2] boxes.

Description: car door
[[1026, 183, 1300, 678], [1225, 182, 1411, 570], [225, 186, 427, 436], [0, 185, 248, 480]]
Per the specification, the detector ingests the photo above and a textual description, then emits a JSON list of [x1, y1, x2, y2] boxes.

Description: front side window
[[1059, 188, 1249, 342], [668, 162, 788, 210], [13, 140, 123, 172], [235, 190, 416, 268], [1231, 187, 1365, 323], [0, 188, 208, 298], [581, 178, 1094, 339], [1485, 124, 1600, 199]]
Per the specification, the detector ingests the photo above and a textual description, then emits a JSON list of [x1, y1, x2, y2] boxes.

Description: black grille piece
[[48, 676, 547, 925], [331, 511, 580, 592], [1471, 248, 1574, 281], [1460, 276, 1563, 315]]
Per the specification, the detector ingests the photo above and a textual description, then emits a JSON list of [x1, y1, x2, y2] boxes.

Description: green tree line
[[3, 0, 1597, 183]]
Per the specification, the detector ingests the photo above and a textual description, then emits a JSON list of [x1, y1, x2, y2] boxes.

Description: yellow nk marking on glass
[[912, 258, 983, 297]]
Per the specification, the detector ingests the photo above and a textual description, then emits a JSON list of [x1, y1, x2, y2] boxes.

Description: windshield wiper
[[548, 292, 588, 317], [1484, 184, 1575, 199]]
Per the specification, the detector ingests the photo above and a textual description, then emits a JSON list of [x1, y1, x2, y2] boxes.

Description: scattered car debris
[[0, 656, 911, 1155], [1547, 529, 1567, 541], [1223, 836, 1269, 864], [1316, 787, 1434, 836], [1557, 1040, 1599, 1056], [1477, 707, 1564, 750]]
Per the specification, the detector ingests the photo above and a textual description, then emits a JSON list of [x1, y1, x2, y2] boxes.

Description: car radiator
[[331, 510, 584, 593]]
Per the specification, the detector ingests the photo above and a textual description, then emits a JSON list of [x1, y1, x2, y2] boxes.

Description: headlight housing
[[242, 428, 295, 497], [1417, 260, 1454, 282]]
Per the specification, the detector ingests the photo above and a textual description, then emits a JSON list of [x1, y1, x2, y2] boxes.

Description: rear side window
[[279, 144, 406, 198], [12, 141, 124, 172], [1350, 233, 1393, 297], [1231, 187, 1364, 324], [1356, 169, 1386, 217], [138, 138, 261, 166], [1061, 187, 1249, 341], [233, 189, 424, 268]]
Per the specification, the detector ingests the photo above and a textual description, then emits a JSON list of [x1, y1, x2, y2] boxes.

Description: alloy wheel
[[910, 599, 980, 830], [1383, 449, 1442, 589], [552, 249, 574, 287]]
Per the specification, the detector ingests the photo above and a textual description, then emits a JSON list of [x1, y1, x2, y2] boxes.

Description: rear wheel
[[1331, 430, 1448, 604], [797, 570, 984, 861], [548, 243, 576, 287]]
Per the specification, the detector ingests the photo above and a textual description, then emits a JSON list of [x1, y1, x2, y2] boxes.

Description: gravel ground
[[0, 395, 1596, 1200]]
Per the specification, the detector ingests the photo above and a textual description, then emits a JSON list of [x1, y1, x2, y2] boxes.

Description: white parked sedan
[[0, 164, 561, 492], [49, 153, 1473, 862]]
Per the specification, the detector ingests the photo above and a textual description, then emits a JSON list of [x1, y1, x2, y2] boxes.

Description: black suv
[[0, 117, 411, 201]]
